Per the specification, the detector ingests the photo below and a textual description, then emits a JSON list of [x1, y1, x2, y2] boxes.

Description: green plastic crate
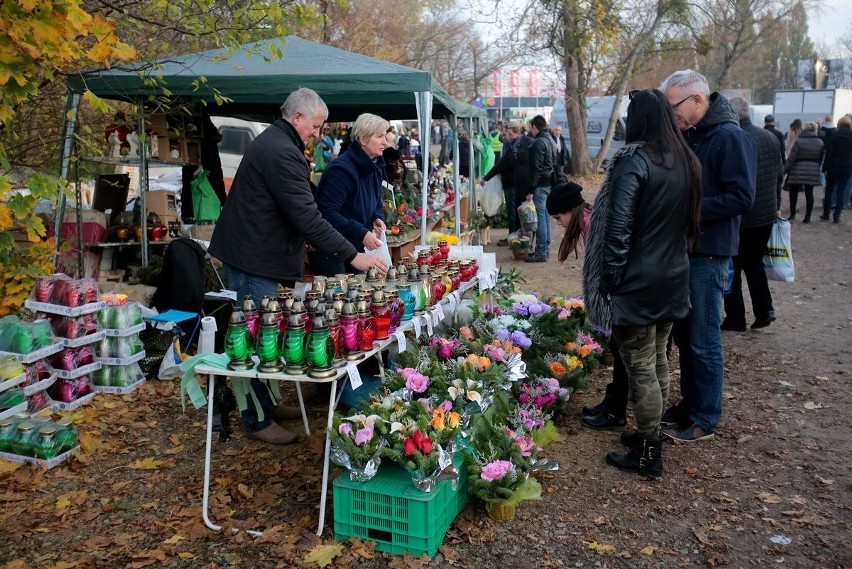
[[333, 459, 468, 557]]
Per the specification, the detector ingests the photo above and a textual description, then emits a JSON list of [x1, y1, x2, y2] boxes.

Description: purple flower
[[481, 459, 515, 481], [339, 423, 353, 437], [495, 328, 510, 341], [354, 423, 374, 446], [541, 377, 560, 391], [512, 302, 528, 316], [440, 399, 453, 412], [403, 369, 430, 393], [518, 392, 531, 404], [528, 303, 544, 316], [557, 308, 571, 319], [510, 330, 532, 349]]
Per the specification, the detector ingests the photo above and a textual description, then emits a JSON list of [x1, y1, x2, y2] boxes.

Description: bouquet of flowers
[[514, 376, 571, 418], [328, 413, 388, 482], [465, 415, 543, 520], [383, 400, 462, 492], [565, 330, 604, 371]]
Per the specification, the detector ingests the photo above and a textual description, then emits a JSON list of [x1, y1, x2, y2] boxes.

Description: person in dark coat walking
[[784, 121, 824, 222], [209, 88, 387, 445], [723, 97, 783, 331], [820, 115, 852, 223], [583, 89, 702, 477], [660, 70, 756, 443]]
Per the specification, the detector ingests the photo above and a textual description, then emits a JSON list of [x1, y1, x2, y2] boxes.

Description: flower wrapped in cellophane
[[327, 413, 388, 482]]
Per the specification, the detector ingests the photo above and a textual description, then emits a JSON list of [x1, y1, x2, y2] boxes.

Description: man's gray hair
[[803, 121, 818, 132], [280, 88, 329, 121], [660, 69, 711, 97], [729, 96, 751, 121], [351, 113, 390, 144]]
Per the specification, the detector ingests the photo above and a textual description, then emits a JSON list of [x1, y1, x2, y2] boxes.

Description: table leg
[[316, 377, 338, 536], [202, 373, 222, 531], [294, 382, 310, 435]]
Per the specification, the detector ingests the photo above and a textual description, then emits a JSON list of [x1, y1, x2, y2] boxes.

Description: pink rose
[[481, 460, 515, 481], [354, 423, 374, 446], [339, 423, 353, 437], [405, 371, 429, 393]]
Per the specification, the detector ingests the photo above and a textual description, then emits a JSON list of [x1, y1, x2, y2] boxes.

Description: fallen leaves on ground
[[304, 542, 345, 567], [585, 540, 616, 554]]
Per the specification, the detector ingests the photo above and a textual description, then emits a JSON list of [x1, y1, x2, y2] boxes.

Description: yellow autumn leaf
[[0, 459, 22, 478], [19, 0, 38, 11], [87, 41, 113, 64], [586, 541, 616, 554], [640, 545, 656, 555], [52, 562, 79, 569], [78, 432, 100, 453], [178, 552, 195, 559], [304, 543, 345, 567], [56, 496, 72, 510], [162, 535, 184, 545], [130, 457, 165, 470]]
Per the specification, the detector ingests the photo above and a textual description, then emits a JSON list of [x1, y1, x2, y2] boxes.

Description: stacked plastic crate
[[24, 276, 106, 411], [93, 296, 146, 393]]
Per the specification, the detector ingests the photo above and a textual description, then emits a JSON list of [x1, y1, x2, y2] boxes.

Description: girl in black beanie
[[546, 181, 592, 263]]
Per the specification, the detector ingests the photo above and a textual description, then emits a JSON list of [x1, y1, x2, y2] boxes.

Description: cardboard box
[[189, 223, 216, 242], [145, 191, 179, 217]]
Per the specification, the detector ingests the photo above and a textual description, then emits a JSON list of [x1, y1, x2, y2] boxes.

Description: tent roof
[[67, 36, 484, 122]]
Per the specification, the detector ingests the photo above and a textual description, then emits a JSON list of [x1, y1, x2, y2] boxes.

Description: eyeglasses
[[671, 94, 695, 109]]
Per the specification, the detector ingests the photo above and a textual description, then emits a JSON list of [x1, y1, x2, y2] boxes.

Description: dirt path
[[1, 186, 850, 568]]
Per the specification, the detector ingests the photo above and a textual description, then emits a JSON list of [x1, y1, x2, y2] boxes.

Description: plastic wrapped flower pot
[[329, 441, 384, 482], [484, 500, 516, 521], [407, 443, 458, 493]]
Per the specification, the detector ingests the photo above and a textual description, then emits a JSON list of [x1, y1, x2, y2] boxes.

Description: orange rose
[[431, 408, 446, 430]]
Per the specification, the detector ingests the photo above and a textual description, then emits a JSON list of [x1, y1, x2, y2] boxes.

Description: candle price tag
[[437, 303, 446, 320], [448, 292, 458, 313], [394, 329, 407, 352], [424, 313, 434, 335], [346, 362, 362, 390], [412, 316, 422, 338]]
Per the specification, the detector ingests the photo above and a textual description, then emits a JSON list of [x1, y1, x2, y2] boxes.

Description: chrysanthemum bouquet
[[328, 412, 389, 481]]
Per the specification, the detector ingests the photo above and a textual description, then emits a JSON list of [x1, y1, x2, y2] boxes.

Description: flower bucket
[[512, 252, 528, 261], [485, 500, 516, 521], [601, 350, 614, 366]]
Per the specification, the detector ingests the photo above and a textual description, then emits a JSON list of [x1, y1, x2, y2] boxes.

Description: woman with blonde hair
[[311, 113, 389, 275]]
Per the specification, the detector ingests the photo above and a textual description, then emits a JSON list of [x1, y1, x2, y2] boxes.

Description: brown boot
[[246, 423, 298, 445], [272, 403, 303, 421]]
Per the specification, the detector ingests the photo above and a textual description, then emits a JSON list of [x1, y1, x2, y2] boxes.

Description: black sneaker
[[662, 423, 715, 443], [582, 412, 626, 430], [720, 319, 747, 332], [751, 314, 775, 329], [660, 406, 686, 428], [524, 254, 547, 263]]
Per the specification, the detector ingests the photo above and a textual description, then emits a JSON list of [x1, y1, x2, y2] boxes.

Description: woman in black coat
[[583, 89, 702, 478], [784, 121, 824, 222]]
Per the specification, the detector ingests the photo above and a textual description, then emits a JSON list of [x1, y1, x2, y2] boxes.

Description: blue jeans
[[673, 256, 728, 432], [532, 186, 551, 257], [223, 264, 281, 433], [823, 167, 852, 220]]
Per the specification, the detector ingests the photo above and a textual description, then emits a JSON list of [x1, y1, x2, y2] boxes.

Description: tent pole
[[54, 91, 81, 271], [416, 92, 433, 247], [138, 101, 149, 267]]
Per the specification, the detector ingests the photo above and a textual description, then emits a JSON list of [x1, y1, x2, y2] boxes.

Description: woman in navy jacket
[[310, 113, 389, 275]]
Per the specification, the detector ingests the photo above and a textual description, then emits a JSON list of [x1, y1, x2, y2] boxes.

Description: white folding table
[[192, 271, 497, 536]]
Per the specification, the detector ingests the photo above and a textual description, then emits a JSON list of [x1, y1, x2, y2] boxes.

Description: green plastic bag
[[191, 169, 221, 222], [314, 143, 326, 173]]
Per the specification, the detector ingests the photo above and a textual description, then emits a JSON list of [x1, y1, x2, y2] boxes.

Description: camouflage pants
[[612, 323, 673, 439]]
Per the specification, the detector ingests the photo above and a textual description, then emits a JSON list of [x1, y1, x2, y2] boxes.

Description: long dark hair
[[625, 89, 702, 249], [557, 202, 592, 262]]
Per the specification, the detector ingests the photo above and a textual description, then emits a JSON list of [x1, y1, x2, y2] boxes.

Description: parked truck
[[772, 89, 852, 133], [210, 116, 268, 191], [550, 96, 630, 168]]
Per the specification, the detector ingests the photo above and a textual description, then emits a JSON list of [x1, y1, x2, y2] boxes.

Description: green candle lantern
[[307, 313, 335, 379], [225, 309, 254, 370], [256, 312, 283, 373], [281, 312, 308, 375]]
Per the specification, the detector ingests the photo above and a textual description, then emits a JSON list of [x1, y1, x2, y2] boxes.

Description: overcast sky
[[808, 0, 852, 56]]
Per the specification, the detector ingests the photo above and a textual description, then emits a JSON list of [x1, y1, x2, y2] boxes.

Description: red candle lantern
[[370, 290, 391, 341], [438, 239, 450, 261]]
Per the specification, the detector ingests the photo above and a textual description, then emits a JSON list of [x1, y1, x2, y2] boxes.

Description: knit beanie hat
[[546, 181, 585, 215]]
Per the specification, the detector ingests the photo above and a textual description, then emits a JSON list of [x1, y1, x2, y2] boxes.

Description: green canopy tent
[[61, 36, 484, 265]]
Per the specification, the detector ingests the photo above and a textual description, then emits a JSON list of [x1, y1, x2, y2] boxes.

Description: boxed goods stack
[[0, 316, 65, 413], [24, 275, 106, 411], [93, 296, 146, 393], [0, 356, 27, 420], [0, 412, 79, 468]]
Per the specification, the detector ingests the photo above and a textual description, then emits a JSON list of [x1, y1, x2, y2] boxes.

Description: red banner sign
[[528, 69, 538, 97], [493, 69, 502, 97], [510, 69, 520, 97]]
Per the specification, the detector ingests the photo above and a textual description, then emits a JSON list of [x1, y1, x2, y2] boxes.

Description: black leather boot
[[582, 410, 626, 430], [606, 438, 663, 478]]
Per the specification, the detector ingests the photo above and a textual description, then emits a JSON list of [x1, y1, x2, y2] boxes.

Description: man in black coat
[[550, 124, 572, 180], [209, 88, 387, 445], [724, 97, 783, 331]]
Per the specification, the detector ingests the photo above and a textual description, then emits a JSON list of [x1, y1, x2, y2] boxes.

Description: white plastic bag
[[480, 176, 504, 216], [158, 336, 187, 380], [763, 218, 794, 283], [365, 230, 392, 267]]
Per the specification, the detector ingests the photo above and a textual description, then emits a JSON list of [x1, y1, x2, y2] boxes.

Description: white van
[[550, 96, 630, 168], [211, 116, 268, 191]]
